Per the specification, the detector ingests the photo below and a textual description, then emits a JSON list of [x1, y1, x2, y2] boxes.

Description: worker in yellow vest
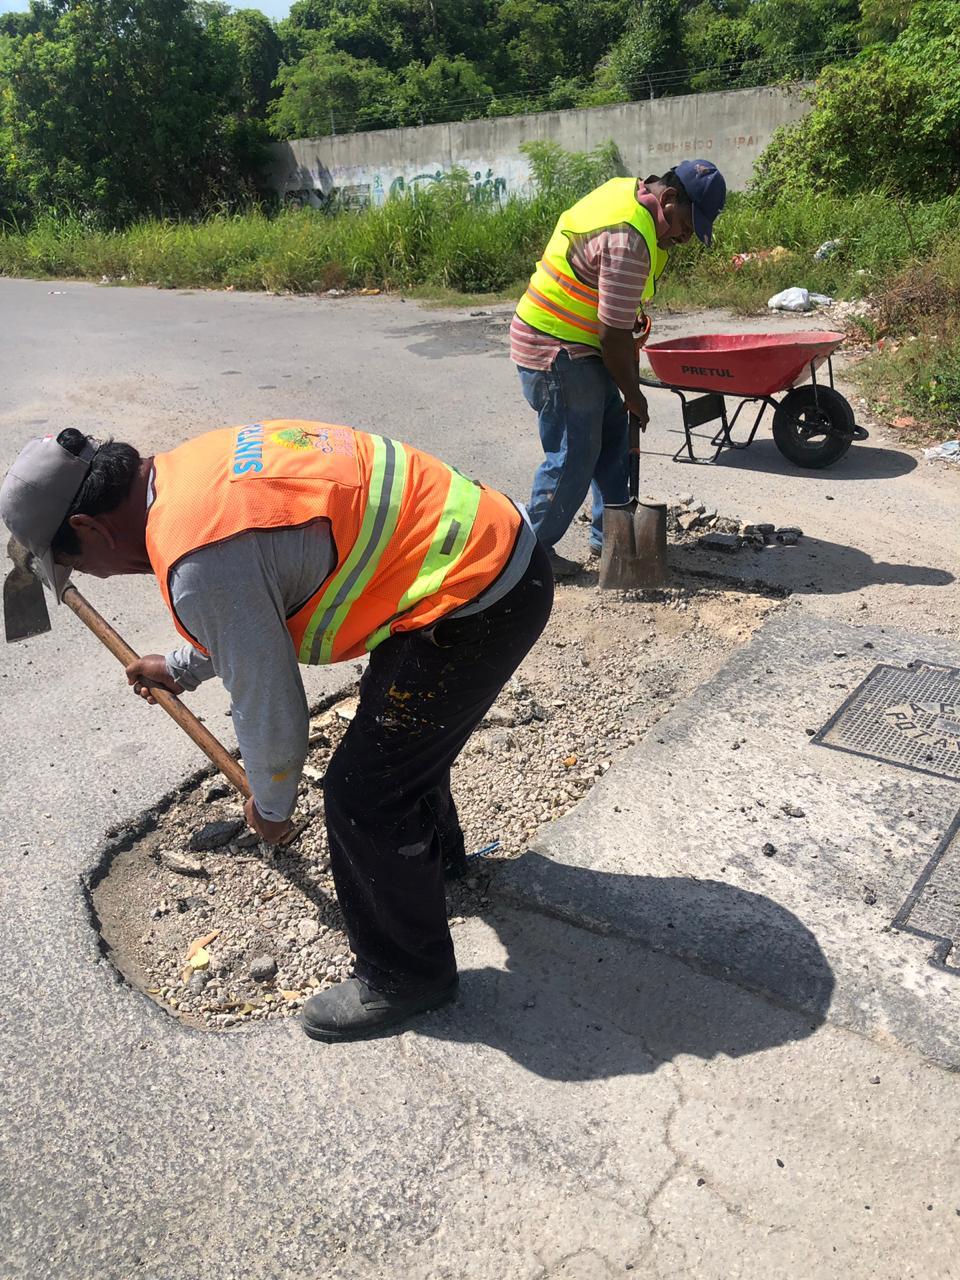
[[0, 423, 552, 1042], [510, 160, 726, 575]]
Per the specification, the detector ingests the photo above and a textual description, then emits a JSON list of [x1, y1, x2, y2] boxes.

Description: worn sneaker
[[302, 975, 459, 1043], [587, 543, 602, 560], [546, 548, 583, 579]]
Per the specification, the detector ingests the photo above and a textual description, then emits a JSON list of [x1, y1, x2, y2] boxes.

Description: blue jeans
[[519, 351, 629, 553]]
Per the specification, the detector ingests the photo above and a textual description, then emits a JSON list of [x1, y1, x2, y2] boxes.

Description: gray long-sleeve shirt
[[164, 516, 534, 822]]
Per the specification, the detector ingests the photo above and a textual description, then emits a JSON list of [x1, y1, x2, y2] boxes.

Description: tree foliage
[[3, 1, 228, 221], [592, 0, 687, 102], [391, 55, 494, 126], [858, 0, 914, 42], [0, 0, 955, 226], [216, 7, 282, 118], [263, 0, 864, 134], [752, 0, 960, 201], [0, 0, 275, 223], [268, 46, 395, 136]]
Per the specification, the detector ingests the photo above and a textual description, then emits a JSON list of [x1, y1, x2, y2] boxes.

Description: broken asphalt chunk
[[189, 819, 244, 852]]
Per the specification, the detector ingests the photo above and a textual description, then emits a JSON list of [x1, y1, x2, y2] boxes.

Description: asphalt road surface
[[2, 279, 958, 1280]]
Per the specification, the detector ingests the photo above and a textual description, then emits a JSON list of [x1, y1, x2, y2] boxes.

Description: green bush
[[856, 233, 960, 434], [660, 189, 960, 301], [0, 176, 556, 294], [752, 0, 960, 201]]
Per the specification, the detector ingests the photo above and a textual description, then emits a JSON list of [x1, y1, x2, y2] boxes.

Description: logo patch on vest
[[270, 426, 354, 455], [232, 423, 264, 474]]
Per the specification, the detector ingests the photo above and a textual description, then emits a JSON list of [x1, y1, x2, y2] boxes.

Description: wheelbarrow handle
[[61, 584, 251, 799]]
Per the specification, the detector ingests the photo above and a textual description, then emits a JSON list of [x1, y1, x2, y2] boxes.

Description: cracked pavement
[[1, 280, 958, 1278]]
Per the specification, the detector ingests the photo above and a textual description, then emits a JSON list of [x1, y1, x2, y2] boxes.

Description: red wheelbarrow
[[639, 330, 868, 469]]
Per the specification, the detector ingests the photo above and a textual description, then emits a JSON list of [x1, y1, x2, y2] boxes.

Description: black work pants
[[322, 541, 554, 993]]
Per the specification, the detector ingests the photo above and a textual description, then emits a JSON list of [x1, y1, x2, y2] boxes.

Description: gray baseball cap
[[0, 433, 101, 600]]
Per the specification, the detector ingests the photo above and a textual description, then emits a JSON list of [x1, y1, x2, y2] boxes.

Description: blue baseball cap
[[674, 159, 726, 247]]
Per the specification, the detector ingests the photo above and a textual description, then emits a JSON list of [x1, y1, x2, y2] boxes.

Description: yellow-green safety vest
[[515, 177, 669, 348]]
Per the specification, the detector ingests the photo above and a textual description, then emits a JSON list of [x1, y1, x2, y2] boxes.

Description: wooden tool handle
[[627, 414, 642, 504], [62, 585, 251, 799]]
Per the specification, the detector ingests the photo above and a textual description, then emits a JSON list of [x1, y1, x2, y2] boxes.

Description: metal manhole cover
[[812, 662, 960, 781], [894, 812, 960, 973]]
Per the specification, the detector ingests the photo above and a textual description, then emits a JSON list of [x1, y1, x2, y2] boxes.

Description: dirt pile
[[92, 573, 781, 1030]]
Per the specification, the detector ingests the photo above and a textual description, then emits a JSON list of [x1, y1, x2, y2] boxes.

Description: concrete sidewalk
[[1, 281, 959, 1279], [499, 611, 960, 1069]]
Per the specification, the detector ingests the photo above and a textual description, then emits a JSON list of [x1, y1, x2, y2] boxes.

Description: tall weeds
[[3, 188, 957, 306]]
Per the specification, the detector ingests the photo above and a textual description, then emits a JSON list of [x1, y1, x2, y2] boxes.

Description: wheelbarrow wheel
[[772, 385, 855, 469]]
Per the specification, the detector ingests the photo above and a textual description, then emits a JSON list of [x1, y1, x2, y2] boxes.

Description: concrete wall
[[266, 85, 808, 209]]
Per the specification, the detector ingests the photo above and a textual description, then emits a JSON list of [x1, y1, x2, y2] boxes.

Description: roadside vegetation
[[0, 0, 864, 229], [0, 0, 957, 438], [2, 179, 957, 308], [1, 153, 958, 439], [855, 242, 960, 440]]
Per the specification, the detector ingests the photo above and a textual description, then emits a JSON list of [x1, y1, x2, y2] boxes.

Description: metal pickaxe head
[[4, 537, 52, 643]]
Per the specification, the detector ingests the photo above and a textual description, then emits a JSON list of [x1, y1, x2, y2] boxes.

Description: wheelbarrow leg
[[708, 399, 770, 459], [673, 392, 699, 463], [707, 400, 736, 460], [673, 391, 729, 464]]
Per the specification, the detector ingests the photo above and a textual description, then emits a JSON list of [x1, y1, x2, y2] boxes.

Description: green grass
[[3, 188, 959, 434], [850, 230, 960, 441], [405, 282, 524, 308], [857, 335, 960, 442], [0, 194, 556, 293], [661, 190, 960, 311], [3, 189, 957, 303]]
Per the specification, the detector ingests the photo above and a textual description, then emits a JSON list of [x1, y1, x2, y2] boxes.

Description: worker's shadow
[[671, 535, 954, 596], [424, 852, 835, 1082]]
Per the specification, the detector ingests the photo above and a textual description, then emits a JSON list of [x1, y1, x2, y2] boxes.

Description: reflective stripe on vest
[[540, 258, 599, 306], [523, 285, 599, 336], [365, 465, 483, 651], [298, 435, 408, 664]]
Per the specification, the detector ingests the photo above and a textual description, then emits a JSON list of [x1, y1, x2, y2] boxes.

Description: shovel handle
[[628, 414, 642, 504], [61, 585, 251, 799]]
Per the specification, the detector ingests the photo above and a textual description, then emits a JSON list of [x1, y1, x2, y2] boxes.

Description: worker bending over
[[0, 422, 552, 1042]]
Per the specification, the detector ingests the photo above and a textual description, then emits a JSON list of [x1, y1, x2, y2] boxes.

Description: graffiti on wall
[[278, 135, 768, 210], [387, 168, 508, 203], [282, 163, 512, 211], [268, 86, 809, 204]]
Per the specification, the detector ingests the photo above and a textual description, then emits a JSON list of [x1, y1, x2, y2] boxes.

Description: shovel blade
[[3, 566, 51, 643], [598, 500, 668, 591]]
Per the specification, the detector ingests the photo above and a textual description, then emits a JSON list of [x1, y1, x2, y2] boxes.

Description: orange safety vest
[[145, 421, 522, 664]]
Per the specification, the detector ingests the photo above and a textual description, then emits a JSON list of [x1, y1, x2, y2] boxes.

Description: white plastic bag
[[767, 287, 811, 312], [767, 287, 835, 311], [924, 440, 960, 463]]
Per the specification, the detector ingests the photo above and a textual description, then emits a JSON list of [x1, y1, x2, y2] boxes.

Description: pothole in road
[[89, 571, 782, 1031]]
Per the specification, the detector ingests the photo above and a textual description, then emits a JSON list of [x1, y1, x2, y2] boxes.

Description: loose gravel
[[92, 563, 781, 1031]]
